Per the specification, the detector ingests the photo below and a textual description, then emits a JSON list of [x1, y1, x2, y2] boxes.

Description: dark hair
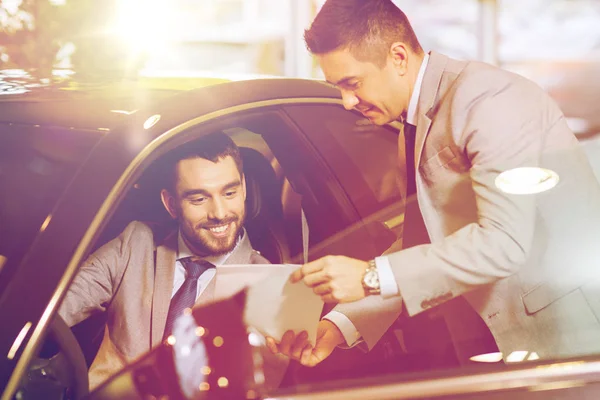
[[304, 0, 422, 67], [165, 132, 243, 191]]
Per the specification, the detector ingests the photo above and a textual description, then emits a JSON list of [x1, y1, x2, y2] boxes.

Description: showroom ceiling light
[[495, 167, 559, 195]]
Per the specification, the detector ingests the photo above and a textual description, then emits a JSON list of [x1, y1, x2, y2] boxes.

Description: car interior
[[93, 129, 299, 265]]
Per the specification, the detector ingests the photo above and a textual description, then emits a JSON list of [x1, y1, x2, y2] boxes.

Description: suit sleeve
[[58, 222, 137, 326]]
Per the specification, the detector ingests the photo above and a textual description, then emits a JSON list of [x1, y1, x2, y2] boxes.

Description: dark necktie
[[163, 257, 215, 340], [402, 123, 431, 248], [404, 123, 418, 196]]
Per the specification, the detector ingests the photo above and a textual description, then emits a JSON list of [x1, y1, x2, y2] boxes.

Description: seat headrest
[[240, 147, 281, 221]]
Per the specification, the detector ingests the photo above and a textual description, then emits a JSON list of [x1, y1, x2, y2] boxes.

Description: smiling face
[[318, 44, 421, 125], [161, 155, 246, 257]]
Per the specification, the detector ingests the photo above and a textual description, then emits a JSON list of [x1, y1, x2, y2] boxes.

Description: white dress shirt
[[324, 54, 431, 347], [171, 231, 243, 299], [377, 53, 430, 298]]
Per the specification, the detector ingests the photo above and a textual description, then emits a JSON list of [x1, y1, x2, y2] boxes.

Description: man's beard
[[181, 214, 244, 257]]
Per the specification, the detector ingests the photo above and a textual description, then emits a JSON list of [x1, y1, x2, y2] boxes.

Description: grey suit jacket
[[58, 220, 274, 390], [336, 52, 600, 361]]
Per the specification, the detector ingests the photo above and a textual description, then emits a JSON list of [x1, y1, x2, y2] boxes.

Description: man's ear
[[160, 189, 179, 219], [389, 42, 409, 75]]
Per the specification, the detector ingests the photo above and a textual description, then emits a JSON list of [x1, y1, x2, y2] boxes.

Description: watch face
[[364, 269, 380, 289]]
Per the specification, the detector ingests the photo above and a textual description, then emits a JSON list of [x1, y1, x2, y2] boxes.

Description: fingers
[[289, 268, 304, 283], [303, 258, 328, 275], [266, 337, 278, 354], [290, 331, 310, 360], [278, 330, 295, 356], [274, 330, 313, 363], [313, 282, 331, 295], [303, 270, 329, 287], [300, 345, 314, 366], [291, 258, 328, 283]]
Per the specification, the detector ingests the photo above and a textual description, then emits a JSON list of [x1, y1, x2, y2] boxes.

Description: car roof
[[0, 72, 234, 131], [0, 70, 336, 132]]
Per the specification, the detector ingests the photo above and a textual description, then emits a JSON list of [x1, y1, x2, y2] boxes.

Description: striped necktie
[[163, 257, 215, 340]]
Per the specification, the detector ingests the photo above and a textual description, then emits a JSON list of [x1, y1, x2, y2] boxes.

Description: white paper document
[[214, 264, 324, 346]]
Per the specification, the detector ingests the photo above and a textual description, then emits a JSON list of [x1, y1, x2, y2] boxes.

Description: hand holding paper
[[290, 255, 369, 303], [265, 320, 344, 367], [243, 266, 324, 346], [214, 264, 324, 346]]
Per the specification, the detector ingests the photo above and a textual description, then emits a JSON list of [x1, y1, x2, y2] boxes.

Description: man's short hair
[[304, 0, 423, 67], [165, 132, 243, 192]]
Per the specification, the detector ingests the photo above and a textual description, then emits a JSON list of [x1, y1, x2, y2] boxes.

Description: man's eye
[[190, 197, 206, 204], [224, 191, 237, 198]]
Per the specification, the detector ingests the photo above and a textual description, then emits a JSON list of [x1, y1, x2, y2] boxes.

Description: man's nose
[[341, 90, 359, 111], [208, 197, 228, 220]]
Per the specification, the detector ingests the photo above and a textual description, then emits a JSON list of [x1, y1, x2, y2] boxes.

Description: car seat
[[238, 147, 290, 263]]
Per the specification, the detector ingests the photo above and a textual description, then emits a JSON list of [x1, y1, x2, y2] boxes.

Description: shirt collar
[[177, 229, 244, 266], [405, 53, 430, 126]]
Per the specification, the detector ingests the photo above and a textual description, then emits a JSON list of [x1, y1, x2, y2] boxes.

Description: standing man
[[59, 132, 272, 390], [269, 0, 600, 367]]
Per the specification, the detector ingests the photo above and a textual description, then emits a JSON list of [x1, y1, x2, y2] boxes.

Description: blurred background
[[1, 0, 599, 173]]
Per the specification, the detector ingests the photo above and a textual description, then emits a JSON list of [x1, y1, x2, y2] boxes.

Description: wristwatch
[[362, 259, 381, 295]]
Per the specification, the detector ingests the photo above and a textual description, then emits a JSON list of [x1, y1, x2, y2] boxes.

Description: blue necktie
[[163, 257, 215, 340]]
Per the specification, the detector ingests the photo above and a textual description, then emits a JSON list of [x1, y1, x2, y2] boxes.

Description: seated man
[[59, 132, 272, 390]]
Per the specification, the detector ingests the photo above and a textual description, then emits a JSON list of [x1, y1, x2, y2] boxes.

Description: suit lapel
[[194, 278, 217, 307], [193, 230, 255, 306], [223, 231, 255, 265], [151, 230, 178, 346], [414, 51, 448, 172]]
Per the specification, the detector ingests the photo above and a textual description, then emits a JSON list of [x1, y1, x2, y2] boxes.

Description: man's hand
[[290, 255, 369, 303], [265, 320, 344, 367]]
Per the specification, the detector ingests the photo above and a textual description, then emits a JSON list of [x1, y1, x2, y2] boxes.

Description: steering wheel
[[19, 315, 89, 399], [50, 315, 89, 399]]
